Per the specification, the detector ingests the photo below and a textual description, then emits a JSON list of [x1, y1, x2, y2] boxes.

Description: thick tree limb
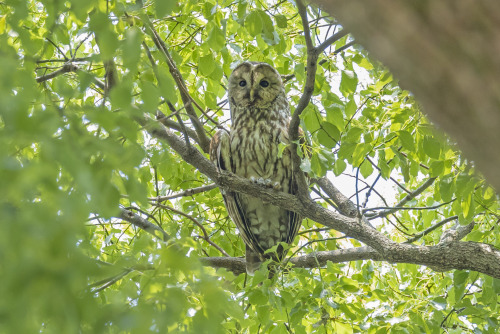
[[202, 234, 500, 279], [310, 0, 500, 191], [143, 115, 500, 278]]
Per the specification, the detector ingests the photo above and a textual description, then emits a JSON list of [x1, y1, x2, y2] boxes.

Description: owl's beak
[[249, 88, 256, 103]]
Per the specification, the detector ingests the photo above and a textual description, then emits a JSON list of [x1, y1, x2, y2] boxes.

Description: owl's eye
[[260, 80, 269, 88], [239, 80, 247, 87]]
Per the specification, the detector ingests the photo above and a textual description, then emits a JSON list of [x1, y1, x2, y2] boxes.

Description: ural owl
[[210, 61, 304, 274]]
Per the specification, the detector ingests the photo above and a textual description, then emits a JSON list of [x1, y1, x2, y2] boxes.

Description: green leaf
[[352, 54, 374, 70], [439, 175, 455, 202], [333, 159, 346, 176], [317, 122, 340, 148], [300, 158, 312, 173], [207, 25, 226, 51], [461, 193, 474, 221], [345, 98, 357, 118], [248, 290, 268, 305], [326, 105, 345, 130], [311, 153, 327, 177], [429, 160, 444, 177], [423, 137, 441, 160], [344, 127, 363, 143], [453, 271, 469, 303], [155, 0, 176, 17], [359, 159, 374, 178], [109, 82, 132, 109], [157, 68, 178, 103], [122, 27, 143, 71], [245, 11, 263, 37], [275, 14, 287, 28], [259, 11, 274, 34], [302, 105, 321, 133], [140, 81, 160, 113], [398, 130, 415, 151], [340, 276, 359, 293], [199, 54, 216, 76], [340, 70, 358, 96], [361, 107, 378, 121], [337, 142, 356, 161], [89, 12, 119, 59]]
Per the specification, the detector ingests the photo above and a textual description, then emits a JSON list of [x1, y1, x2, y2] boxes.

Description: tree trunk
[[311, 0, 500, 190]]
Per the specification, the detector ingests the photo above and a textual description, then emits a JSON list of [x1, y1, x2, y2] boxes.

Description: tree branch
[[405, 215, 458, 243], [142, 115, 500, 278], [36, 63, 79, 83], [316, 29, 349, 54], [118, 208, 170, 242], [141, 15, 211, 153], [314, 176, 357, 217], [155, 112, 201, 145], [365, 177, 436, 218], [289, 0, 321, 198], [202, 236, 500, 279], [149, 184, 218, 202]]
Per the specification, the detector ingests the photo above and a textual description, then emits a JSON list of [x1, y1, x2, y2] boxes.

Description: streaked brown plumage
[[210, 61, 304, 274]]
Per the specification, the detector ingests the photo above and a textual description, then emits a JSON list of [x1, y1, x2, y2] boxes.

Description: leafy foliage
[[0, 0, 499, 333]]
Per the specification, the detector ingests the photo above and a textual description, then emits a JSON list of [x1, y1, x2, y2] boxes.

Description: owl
[[210, 61, 304, 274]]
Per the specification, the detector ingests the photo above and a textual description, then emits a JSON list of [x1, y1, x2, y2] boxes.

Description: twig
[[365, 156, 412, 194], [364, 200, 453, 215], [298, 227, 334, 235], [355, 167, 361, 216], [316, 29, 349, 54], [155, 112, 201, 144], [149, 184, 218, 202], [167, 101, 191, 148], [365, 177, 437, 218], [118, 208, 170, 242], [362, 173, 382, 208], [154, 203, 230, 257], [72, 33, 93, 60], [36, 56, 93, 64], [46, 37, 68, 60], [36, 63, 79, 83], [141, 14, 211, 153], [311, 187, 339, 211]]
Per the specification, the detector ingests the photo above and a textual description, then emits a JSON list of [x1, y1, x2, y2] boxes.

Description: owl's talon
[[250, 176, 257, 183], [273, 182, 281, 190]]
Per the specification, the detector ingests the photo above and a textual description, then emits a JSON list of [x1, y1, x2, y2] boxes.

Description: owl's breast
[[230, 119, 290, 185]]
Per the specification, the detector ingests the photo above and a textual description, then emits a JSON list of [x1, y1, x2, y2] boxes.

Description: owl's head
[[228, 61, 284, 109]]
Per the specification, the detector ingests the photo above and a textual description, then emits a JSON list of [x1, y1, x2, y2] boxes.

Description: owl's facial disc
[[229, 62, 283, 108]]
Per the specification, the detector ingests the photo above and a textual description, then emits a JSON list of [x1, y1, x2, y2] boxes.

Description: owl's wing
[[210, 130, 265, 257]]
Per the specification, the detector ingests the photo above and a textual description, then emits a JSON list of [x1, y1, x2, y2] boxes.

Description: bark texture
[[311, 0, 500, 190]]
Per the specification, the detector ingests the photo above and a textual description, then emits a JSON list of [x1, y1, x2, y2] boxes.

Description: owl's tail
[[245, 245, 263, 275]]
